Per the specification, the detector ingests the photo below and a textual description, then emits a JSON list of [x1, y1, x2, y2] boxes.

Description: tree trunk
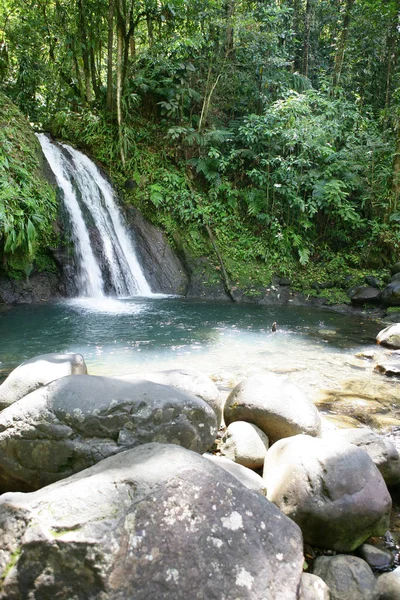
[[301, 0, 312, 77], [225, 0, 235, 57], [107, 0, 114, 112], [394, 124, 400, 209], [332, 0, 355, 87], [77, 0, 92, 103], [116, 23, 125, 165]]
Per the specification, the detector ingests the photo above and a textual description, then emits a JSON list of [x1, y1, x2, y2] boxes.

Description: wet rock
[[375, 567, 400, 599], [203, 454, 267, 495], [126, 206, 189, 295], [263, 434, 392, 551], [391, 273, 400, 283], [0, 375, 217, 492], [224, 373, 321, 442], [323, 428, 400, 487], [313, 555, 378, 600], [116, 368, 223, 428], [0, 352, 87, 410], [0, 272, 63, 304], [375, 361, 400, 377], [0, 443, 304, 600], [381, 283, 400, 307], [300, 573, 330, 600], [365, 276, 381, 288], [219, 421, 269, 469], [377, 324, 400, 349], [358, 543, 393, 570], [348, 285, 382, 305], [390, 262, 400, 276]]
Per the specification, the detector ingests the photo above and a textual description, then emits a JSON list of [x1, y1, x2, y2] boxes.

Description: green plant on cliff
[[0, 92, 58, 276]]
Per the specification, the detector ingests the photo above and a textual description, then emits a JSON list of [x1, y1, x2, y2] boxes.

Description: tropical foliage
[[0, 0, 399, 287]]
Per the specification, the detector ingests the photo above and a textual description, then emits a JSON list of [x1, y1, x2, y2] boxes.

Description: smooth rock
[[381, 284, 400, 307], [0, 352, 87, 410], [116, 368, 223, 428], [300, 573, 331, 600], [358, 544, 393, 570], [0, 374, 217, 492], [390, 263, 400, 276], [224, 373, 321, 442], [375, 361, 400, 377], [377, 324, 400, 349], [0, 443, 304, 600], [313, 555, 378, 600], [376, 567, 400, 599], [323, 428, 400, 487], [263, 435, 392, 551], [348, 286, 381, 305], [219, 421, 269, 469], [203, 453, 267, 495]]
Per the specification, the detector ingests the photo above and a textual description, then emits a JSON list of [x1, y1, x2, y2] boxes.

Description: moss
[[0, 547, 21, 588]]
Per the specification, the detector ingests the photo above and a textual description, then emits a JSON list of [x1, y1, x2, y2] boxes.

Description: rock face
[[263, 435, 392, 552], [0, 443, 304, 600], [0, 352, 87, 410], [0, 273, 63, 304], [126, 206, 189, 295], [219, 421, 269, 469], [224, 373, 321, 442], [0, 375, 217, 492], [117, 368, 223, 428], [323, 428, 400, 487], [313, 555, 378, 600], [377, 324, 400, 349]]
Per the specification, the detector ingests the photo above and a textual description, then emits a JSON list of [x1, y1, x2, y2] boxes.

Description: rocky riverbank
[[0, 325, 399, 598]]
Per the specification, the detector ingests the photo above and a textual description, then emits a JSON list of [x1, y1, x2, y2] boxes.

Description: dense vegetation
[[0, 0, 399, 297]]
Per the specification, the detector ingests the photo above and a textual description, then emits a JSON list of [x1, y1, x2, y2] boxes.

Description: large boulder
[[0, 352, 87, 410], [220, 421, 269, 469], [348, 285, 381, 305], [381, 283, 400, 307], [116, 368, 223, 428], [300, 573, 330, 600], [376, 567, 400, 599], [323, 428, 400, 487], [0, 374, 217, 492], [313, 555, 378, 600], [224, 373, 321, 442], [263, 435, 392, 551], [376, 324, 400, 349], [0, 443, 304, 600]]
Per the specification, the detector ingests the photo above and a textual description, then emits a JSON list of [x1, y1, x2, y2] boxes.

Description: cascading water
[[38, 134, 153, 298]]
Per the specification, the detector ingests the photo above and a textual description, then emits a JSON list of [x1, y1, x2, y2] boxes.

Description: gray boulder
[[375, 361, 400, 377], [376, 567, 400, 599], [0, 443, 304, 600], [220, 421, 269, 469], [300, 573, 330, 600], [203, 453, 267, 495], [263, 435, 391, 551], [313, 555, 378, 600], [116, 368, 223, 428], [358, 544, 393, 570], [377, 324, 400, 349], [323, 428, 400, 487], [0, 374, 217, 492], [0, 352, 87, 410], [381, 283, 400, 307], [349, 285, 381, 305], [390, 262, 400, 276], [224, 373, 321, 442]]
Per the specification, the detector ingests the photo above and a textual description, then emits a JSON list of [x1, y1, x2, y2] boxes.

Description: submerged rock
[[0, 375, 217, 492], [0, 443, 304, 600], [0, 352, 87, 411], [224, 373, 321, 442], [263, 434, 392, 552]]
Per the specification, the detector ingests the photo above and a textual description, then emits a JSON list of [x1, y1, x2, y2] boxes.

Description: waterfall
[[38, 134, 153, 298]]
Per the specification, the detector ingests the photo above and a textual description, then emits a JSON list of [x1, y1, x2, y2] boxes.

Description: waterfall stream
[[38, 134, 153, 298]]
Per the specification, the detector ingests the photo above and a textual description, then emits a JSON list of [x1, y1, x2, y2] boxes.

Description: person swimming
[[272, 322, 277, 332]]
